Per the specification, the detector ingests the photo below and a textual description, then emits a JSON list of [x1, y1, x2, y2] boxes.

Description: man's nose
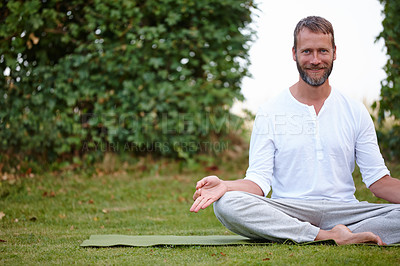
[[311, 52, 321, 65]]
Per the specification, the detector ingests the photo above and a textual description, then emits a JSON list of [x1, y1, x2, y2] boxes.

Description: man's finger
[[201, 198, 215, 210], [195, 197, 209, 212], [190, 196, 210, 213], [190, 196, 205, 212], [193, 189, 201, 201], [190, 197, 201, 212], [195, 178, 206, 190]]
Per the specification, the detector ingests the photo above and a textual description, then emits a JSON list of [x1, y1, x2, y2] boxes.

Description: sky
[[235, 0, 387, 114]]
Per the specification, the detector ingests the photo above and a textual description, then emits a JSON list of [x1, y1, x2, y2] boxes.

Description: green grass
[[1, 155, 399, 265]]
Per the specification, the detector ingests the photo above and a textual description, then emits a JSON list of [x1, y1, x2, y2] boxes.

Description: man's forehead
[[298, 27, 331, 37], [297, 29, 332, 43]]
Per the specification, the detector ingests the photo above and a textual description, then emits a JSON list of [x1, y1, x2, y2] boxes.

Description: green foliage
[[373, 0, 400, 159], [0, 0, 256, 165]]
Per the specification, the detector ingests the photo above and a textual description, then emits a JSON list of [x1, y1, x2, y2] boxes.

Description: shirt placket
[[307, 106, 324, 160]]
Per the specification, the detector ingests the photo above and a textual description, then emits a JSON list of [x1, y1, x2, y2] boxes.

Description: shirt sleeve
[[355, 105, 390, 188], [244, 111, 275, 196]]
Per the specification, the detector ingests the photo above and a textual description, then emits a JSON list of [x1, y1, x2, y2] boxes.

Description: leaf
[[178, 196, 186, 203], [149, 57, 164, 69], [0, 212, 5, 220], [166, 12, 181, 26], [42, 191, 56, 197]]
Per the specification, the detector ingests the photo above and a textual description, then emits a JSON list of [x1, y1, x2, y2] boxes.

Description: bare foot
[[315, 224, 386, 245]]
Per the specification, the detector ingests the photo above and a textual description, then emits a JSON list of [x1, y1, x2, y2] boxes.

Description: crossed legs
[[213, 191, 400, 245]]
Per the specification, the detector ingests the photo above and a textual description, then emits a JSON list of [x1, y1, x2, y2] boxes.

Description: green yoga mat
[[80, 235, 338, 247]]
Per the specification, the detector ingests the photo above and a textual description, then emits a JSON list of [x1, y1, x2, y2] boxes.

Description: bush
[[0, 0, 256, 165]]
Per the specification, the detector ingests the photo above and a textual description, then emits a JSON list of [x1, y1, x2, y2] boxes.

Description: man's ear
[[333, 45, 337, 61], [292, 47, 297, 61]]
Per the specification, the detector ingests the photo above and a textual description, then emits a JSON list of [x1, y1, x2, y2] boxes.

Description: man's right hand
[[189, 175, 228, 213]]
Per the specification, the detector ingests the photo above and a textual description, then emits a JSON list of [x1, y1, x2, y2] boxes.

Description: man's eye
[[303, 50, 310, 54]]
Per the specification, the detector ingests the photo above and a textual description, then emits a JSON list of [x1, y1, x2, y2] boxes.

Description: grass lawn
[[1, 155, 400, 265]]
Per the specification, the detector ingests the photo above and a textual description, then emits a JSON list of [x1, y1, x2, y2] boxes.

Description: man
[[190, 16, 400, 245]]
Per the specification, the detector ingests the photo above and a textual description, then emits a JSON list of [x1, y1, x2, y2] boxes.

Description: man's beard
[[296, 55, 334, 87]]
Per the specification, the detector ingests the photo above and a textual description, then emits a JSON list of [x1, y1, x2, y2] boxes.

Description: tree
[[0, 0, 256, 164], [373, 0, 400, 158]]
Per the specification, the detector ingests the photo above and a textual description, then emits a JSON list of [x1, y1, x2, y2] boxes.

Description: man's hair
[[293, 16, 335, 52]]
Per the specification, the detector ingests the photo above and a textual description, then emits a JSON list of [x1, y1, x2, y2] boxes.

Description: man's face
[[293, 28, 336, 87]]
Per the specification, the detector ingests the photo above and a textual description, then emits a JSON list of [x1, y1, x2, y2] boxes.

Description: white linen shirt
[[244, 88, 389, 202]]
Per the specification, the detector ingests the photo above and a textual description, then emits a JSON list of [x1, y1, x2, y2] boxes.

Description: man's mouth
[[306, 67, 326, 73], [307, 67, 326, 71]]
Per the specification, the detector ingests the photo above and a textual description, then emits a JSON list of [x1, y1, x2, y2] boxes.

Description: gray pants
[[213, 191, 400, 244]]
